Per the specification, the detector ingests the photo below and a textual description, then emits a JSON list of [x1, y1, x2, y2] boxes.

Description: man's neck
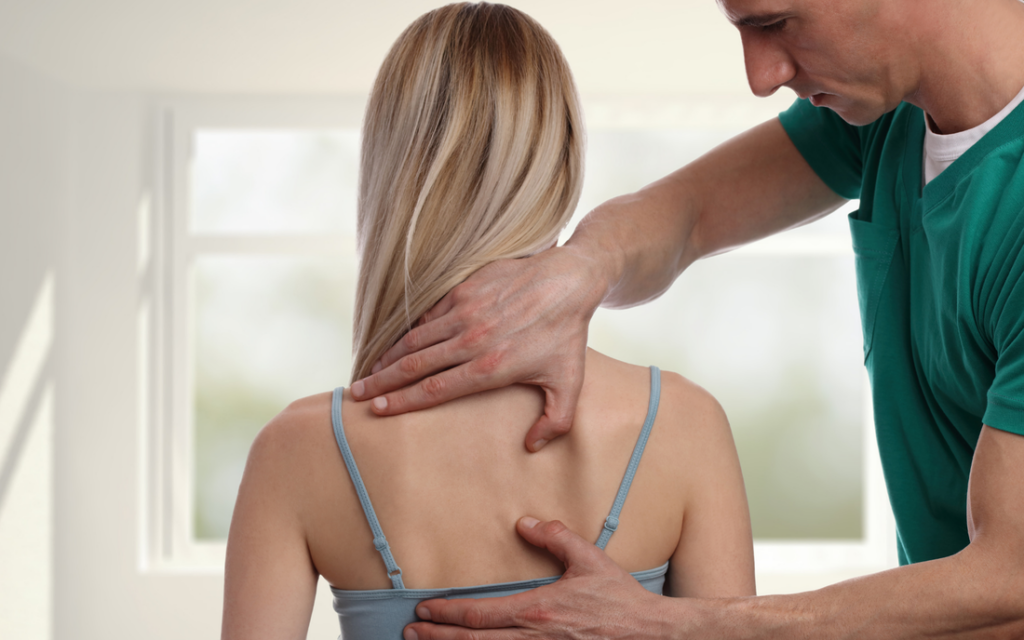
[[905, 0, 1024, 134]]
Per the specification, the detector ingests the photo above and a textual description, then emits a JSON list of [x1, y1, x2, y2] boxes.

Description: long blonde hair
[[352, 2, 584, 380]]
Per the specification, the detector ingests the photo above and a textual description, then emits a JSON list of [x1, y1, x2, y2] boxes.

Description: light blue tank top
[[330, 366, 668, 639]]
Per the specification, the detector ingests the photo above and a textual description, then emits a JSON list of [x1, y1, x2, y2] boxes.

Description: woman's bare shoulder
[[243, 391, 337, 490], [580, 349, 734, 484], [254, 391, 332, 443], [656, 369, 730, 437], [582, 349, 727, 430]]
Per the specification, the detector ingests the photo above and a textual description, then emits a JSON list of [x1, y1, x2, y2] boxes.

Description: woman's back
[[239, 350, 752, 600]]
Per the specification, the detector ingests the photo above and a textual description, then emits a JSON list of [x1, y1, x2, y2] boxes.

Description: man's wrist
[[557, 240, 619, 315], [646, 595, 691, 640], [648, 595, 776, 640]]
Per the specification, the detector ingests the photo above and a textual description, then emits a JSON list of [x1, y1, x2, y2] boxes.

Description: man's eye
[[761, 19, 788, 32]]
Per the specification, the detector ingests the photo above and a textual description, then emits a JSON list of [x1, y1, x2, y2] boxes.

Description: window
[[146, 97, 896, 590], [189, 131, 359, 541], [145, 98, 366, 568]]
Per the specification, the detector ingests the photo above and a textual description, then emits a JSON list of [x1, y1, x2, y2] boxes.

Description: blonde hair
[[352, 2, 584, 380]]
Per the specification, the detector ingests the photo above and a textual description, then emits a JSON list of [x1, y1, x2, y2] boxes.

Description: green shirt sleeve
[[984, 232, 1024, 434], [778, 99, 864, 200]]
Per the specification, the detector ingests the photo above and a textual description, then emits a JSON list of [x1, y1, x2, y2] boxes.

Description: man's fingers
[[403, 623, 477, 640], [367, 361, 494, 415], [361, 316, 461, 390], [404, 622, 525, 640], [409, 521, 611, 638], [418, 287, 459, 326], [524, 384, 579, 452], [515, 518, 607, 573], [411, 591, 533, 630], [354, 339, 460, 402]]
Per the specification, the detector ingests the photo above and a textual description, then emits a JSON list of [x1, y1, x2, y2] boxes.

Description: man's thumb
[[516, 518, 605, 572], [524, 385, 578, 452]]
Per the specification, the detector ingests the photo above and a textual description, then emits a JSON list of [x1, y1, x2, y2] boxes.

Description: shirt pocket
[[849, 212, 899, 361]]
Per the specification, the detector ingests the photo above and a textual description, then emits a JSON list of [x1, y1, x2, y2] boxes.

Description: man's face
[[718, 0, 911, 125]]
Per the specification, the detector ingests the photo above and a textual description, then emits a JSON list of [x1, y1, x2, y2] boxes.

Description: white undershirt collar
[[923, 83, 1024, 185]]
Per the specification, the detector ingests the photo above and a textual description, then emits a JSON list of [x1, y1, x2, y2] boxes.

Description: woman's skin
[[222, 349, 755, 639]]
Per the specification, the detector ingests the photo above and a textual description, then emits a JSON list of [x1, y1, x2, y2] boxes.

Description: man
[[351, 0, 1024, 636]]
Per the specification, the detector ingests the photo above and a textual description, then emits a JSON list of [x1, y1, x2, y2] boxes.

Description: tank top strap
[[595, 366, 662, 550], [331, 387, 406, 589]]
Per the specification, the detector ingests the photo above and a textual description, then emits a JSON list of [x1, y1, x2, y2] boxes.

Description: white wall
[[0, 0, 753, 96], [54, 92, 224, 639], [43, 90, 364, 639], [0, 52, 240, 640], [0, 52, 70, 640]]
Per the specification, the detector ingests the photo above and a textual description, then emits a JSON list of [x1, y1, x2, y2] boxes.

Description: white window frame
[[143, 96, 897, 592], [142, 97, 367, 572]]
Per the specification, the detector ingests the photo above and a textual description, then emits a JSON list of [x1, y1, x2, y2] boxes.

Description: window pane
[[190, 130, 359, 234], [565, 130, 739, 243], [193, 255, 355, 540], [588, 251, 864, 539]]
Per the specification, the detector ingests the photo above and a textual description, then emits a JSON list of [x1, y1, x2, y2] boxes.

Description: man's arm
[[352, 118, 845, 449], [404, 426, 1024, 640]]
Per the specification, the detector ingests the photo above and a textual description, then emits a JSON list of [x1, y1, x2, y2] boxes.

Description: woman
[[222, 4, 754, 639]]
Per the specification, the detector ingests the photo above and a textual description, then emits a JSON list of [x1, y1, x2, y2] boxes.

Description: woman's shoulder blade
[[259, 391, 332, 442], [582, 349, 726, 428], [244, 391, 337, 485]]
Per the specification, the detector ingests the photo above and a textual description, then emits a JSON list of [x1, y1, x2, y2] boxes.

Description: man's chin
[[822, 100, 887, 127]]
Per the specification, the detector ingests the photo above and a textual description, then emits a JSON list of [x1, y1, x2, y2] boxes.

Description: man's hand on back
[[404, 518, 671, 640], [349, 244, 608, 451]]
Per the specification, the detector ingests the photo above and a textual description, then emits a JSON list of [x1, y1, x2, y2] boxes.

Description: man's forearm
[[659, 546, 1024, 639], [564, 185, 699, 310]]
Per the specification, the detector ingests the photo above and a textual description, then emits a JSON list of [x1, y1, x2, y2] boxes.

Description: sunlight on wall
[[0, 272, 54, 493], [0, 271, 54, 640]]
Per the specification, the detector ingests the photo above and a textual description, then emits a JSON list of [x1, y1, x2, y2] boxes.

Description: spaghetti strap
[[595, 366, 662, 550], [331, 387, 406, 589]]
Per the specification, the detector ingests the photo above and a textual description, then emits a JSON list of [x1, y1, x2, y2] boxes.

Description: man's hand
[[350, 245, 608, 451], [403, 518, 668, 640]]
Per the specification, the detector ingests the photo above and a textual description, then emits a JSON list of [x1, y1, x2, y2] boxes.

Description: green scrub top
[[779, 98, 1024, 565]]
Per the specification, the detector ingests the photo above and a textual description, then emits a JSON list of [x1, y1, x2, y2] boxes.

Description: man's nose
[[741, 32, 797, 97]]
